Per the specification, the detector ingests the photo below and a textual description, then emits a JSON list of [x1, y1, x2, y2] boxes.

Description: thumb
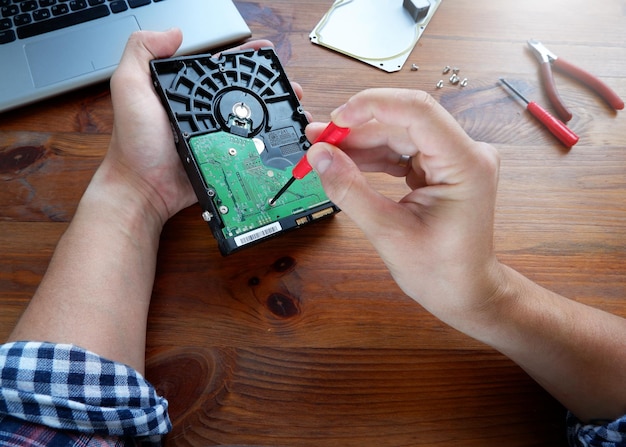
[[111, 29, 182, 94], [124, 28, 183, 66], [307, 143, 398, 239]]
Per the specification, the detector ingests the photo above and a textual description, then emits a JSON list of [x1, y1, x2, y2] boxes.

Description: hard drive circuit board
[[189, 131, 332, 242]]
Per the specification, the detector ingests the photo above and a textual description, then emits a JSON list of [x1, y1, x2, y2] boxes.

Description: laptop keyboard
[[0, 0, 164, 44]]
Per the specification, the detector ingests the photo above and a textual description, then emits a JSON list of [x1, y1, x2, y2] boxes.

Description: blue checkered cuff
[[0, 341, 171, 444], [567, 411, 626, 447]]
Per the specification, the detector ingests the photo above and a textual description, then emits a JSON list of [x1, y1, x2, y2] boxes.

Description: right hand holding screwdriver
[[305, 88, 504, 331], [306, 89, 626, 423]]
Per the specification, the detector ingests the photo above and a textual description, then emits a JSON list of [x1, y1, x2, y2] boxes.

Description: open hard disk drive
[[150, 48, 339, 255]]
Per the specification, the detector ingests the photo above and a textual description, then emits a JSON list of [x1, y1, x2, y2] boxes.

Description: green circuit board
[[189, 131, 332, 239]]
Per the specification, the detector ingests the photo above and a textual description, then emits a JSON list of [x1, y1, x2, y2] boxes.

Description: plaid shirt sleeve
[[567, 412, 626, 447], [0, 341, 171, 447]]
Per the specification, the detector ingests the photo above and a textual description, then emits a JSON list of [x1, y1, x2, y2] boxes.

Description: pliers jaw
[[527, 39, 557, 64], [528, 39, 572, 122]]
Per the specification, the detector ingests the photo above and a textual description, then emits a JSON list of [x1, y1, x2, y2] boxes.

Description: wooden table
[[1, 0, 625, 445]]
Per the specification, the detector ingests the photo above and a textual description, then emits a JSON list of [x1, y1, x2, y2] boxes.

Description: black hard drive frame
[[150, 47, 339, 255]]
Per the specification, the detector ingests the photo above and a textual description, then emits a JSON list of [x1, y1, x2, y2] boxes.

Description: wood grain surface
[[1, 0, 625, 445]]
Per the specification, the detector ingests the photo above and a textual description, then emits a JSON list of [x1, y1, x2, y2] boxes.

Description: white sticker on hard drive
[[235, 222, 282, 247]]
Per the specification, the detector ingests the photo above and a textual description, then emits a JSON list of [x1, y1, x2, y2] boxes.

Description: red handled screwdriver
[[500, 78, 579, 148], [269, 122, 350, 205]]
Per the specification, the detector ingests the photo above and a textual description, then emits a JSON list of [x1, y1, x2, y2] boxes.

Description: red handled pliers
[[527, 39, 624, 122]]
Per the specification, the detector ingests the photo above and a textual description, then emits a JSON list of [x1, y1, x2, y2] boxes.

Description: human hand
[[307, 89, 626, 424], [103, 30, 302, 226], [306, 88, 503, 328]]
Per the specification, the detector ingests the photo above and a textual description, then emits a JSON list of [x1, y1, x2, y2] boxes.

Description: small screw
[[460, 78, 468, 87], [449, 74, 460, 84], [436, 80, 444, 89], [452, 67, 460, 74], [442, 65, 451, 74], [410, 63, 419, 71], [201, 211, 213, 222]]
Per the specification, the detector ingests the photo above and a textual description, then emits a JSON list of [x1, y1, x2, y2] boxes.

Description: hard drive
[[150, 48, 339, 255]]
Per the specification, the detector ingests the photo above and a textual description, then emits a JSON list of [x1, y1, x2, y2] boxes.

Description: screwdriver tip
[[499, 78, 529, 104], [269, 176, 296, 206], [498, 77, 511, 88]]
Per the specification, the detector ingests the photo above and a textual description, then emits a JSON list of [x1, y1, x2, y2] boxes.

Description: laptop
[[0, 0, 251, 113]]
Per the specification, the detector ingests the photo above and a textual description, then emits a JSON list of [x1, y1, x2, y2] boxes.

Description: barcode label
[[234, 222, 282, 247]]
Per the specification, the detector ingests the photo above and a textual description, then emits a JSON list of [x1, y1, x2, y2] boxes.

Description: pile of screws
[[408, 63, 469, 89], [438, 65, 468, 88]]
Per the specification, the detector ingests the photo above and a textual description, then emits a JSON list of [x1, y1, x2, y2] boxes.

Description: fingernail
[[308, 146, 333, 174], [330, 103, 347, 120]]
